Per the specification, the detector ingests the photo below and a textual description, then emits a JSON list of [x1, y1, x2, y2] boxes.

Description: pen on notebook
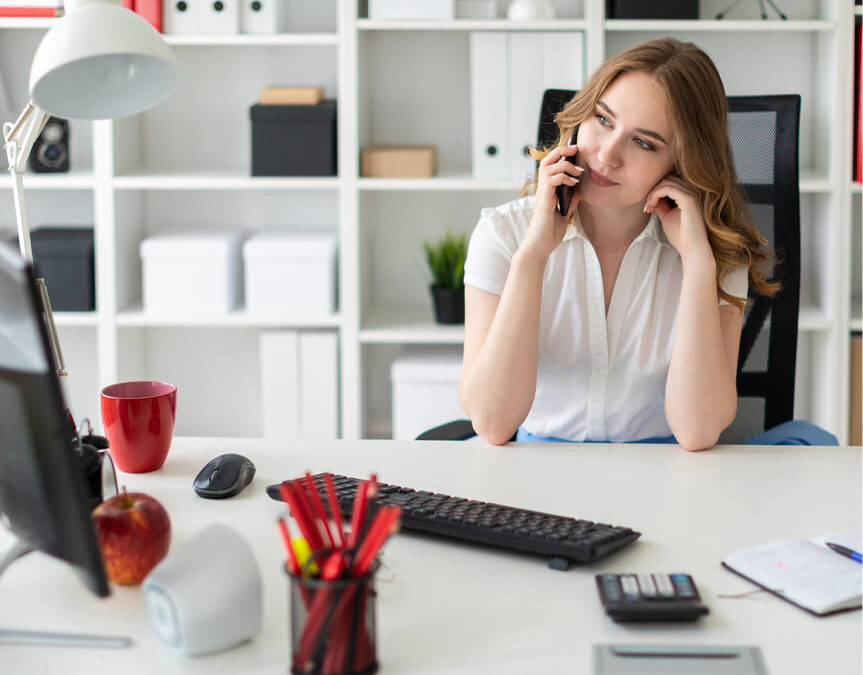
[[826, 542, 862, 563]]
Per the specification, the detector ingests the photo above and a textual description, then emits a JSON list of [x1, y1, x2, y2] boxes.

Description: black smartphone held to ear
[[556, 128, 579, 216]]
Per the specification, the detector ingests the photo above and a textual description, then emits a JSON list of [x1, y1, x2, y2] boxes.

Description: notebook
[[722, 531, 862, 616]]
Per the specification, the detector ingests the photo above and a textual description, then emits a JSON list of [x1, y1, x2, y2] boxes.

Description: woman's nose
[[596, 133, 624, 168]]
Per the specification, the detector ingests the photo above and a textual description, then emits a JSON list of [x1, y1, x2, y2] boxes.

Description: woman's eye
[[596, 114, 611, 127], [634, 137, 655, 151]]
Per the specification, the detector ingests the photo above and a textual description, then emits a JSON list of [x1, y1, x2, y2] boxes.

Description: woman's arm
[[665, 251, 743, 450], [459, 144, 582, 445], [645, 177, 743, 451]]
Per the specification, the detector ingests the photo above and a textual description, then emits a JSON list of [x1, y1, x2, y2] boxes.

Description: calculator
[[595, 573, 709, 622]]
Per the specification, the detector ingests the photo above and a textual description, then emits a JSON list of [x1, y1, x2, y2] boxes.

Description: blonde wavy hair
[[530, 37, 778, 307]]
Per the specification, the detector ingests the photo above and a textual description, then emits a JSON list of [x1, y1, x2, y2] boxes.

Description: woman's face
[[576, 71, 677, 210]]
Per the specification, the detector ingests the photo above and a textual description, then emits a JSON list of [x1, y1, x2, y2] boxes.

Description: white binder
[[259, 331, 300, 438], [239, 0, 281, 34], [299, 331, 339, 439], [509, 32, 584, 182], [197, 0, 239, 34], [470, 32, 510, 180], [162, 0, 197, 33]]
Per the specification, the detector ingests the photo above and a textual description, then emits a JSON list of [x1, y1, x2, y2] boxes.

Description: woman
[[458, 38, 777, 450]]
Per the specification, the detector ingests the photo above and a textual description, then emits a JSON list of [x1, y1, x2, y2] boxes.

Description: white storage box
[[391, 350, 464, 440], [243, 231, 337, 317], [369, 0, 455, 20], [140, 231, 244, 314]]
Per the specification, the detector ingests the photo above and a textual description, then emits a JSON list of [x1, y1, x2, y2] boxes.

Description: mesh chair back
[[537, 91, 801, 442]]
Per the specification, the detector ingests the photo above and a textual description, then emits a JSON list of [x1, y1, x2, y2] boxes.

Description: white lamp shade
[[29, 1, 178, 119]]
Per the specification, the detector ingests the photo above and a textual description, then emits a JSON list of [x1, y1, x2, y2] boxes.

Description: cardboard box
[[360, 145, 437, 178], [140, 230, 245, 314], [243, 231, 338, 317], [851, 334, 861, 446], [391, 350, 463, 440], [259, 86, 324, 105]]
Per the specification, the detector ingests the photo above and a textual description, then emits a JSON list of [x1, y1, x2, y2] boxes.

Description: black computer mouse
[[193, 453, 256, 499]]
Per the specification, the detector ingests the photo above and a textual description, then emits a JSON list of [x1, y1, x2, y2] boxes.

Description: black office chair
[[418, 90, 801, 444]]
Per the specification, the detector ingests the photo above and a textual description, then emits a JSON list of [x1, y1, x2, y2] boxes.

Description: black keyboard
[[267, 473, 641, 570]]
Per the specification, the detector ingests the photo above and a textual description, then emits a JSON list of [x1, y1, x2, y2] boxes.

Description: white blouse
[[463, 196, 748, 442]]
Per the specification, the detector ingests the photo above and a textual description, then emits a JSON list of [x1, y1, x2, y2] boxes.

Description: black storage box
[[250, 100, 337, 176], [30, 227, 95, 311], [606, 0, 698, 19]]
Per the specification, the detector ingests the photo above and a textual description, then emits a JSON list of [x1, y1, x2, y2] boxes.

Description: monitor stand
[[0, 538, 132, 648]]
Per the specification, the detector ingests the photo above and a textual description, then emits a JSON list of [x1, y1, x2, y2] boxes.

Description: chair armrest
[[415, 419, 477, 441]]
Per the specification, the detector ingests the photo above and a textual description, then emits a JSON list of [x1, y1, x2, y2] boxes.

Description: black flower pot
[[431, 285, 465, 324]]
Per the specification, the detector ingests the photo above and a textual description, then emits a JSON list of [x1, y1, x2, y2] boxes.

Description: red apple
[[92, 489, 171, 585]]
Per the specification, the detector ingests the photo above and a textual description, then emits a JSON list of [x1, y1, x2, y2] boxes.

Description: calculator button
[[620, 574, 640, 599], [637, 574, 658, 597], [671, 573, 696, 598], [655, 574, 675, 597]]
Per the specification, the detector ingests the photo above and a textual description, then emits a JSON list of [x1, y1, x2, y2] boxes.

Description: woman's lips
[[588, 168, 617, 187]]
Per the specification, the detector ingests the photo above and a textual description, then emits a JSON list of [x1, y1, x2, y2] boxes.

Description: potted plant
[[423, 229, 468, 324]]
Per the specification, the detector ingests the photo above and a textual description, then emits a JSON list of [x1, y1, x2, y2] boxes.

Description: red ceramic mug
[[100, 381, 177, 473]]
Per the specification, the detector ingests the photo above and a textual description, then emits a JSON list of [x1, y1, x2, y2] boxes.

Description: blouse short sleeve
[[463, 204, 525, 296], [718, 264, 749, 306]]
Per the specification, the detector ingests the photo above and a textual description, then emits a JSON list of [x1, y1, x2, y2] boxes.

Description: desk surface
[[1, 439, 860, 674]]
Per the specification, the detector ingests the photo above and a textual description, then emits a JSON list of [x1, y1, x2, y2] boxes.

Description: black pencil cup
[[287, 563, 379, 675]]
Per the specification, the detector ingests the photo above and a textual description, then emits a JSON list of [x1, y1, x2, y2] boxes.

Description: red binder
[[135, 0, 161, 32], [0, 6, 61, 16]]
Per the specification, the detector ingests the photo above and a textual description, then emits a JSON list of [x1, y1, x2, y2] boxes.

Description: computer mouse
[[193, 453, 256, 499]]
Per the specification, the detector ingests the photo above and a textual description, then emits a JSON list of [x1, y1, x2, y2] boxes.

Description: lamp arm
[[3, 102, 67, 377], [4, 102, 50, 261]]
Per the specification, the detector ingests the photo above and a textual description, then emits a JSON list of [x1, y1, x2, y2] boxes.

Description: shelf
[[113, 171, 340, 191], [358, 173, 523, 192], [117, 306, 342, 328], [360, 308, 464, 344], [799, 171, 832, 194], [0, 17, 55, 29], [360, 304, 833, 340], [0, 171, 95, 190], [605, 19, 835, 32], [798, 303, 832, 332], [53, 312, 98, 328], [358, 171, 828, 194], [358, 19, 587, 31], [164, 33, 339, 47]]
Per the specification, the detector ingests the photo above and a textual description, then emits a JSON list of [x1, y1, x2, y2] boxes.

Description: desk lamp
[[3, 0, 178, 376]]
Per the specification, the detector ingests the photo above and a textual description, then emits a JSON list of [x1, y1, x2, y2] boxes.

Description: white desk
[[1, 439, 860, 674]]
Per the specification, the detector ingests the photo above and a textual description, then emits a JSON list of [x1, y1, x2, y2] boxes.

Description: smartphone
[[556, 129, 579, 216]]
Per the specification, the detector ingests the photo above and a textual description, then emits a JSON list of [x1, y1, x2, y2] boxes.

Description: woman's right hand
[[522, 143, 582, 260]]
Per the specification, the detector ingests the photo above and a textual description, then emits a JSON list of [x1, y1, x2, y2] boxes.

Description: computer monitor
[[0, 241, 108, 597]]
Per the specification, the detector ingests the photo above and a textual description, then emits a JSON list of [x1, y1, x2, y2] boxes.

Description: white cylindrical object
[[143, 523, 263, 656]]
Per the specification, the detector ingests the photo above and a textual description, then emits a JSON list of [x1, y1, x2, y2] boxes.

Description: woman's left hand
[[644, 176, 711, 260]]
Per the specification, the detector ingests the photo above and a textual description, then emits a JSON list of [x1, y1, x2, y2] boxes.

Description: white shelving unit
[[1, 0, 858, 442]]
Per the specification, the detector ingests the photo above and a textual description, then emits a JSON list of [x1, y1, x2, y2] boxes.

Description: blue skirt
[[516, 420, 838, 446]]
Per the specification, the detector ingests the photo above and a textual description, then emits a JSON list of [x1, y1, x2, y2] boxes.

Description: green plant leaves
[[423, 229, 468, 289]]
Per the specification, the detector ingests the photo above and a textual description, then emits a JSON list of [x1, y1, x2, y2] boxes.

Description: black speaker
[[29, 116, 69, 173]]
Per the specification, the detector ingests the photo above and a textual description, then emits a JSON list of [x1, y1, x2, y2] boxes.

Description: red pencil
[[305, 472, 336, 549], [346, 481, 370, 549], [323, 473, 347, 548], [351, 505, 401, 577]]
